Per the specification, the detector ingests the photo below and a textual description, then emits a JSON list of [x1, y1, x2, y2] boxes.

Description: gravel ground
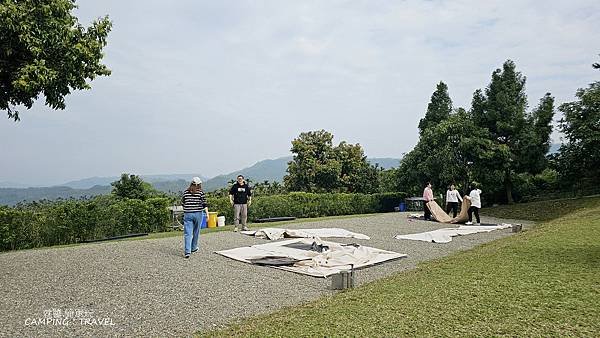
[[0, 212, 532, 337]]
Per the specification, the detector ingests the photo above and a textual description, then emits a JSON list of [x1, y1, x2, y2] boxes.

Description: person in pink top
[[422, 182, 434, 220]]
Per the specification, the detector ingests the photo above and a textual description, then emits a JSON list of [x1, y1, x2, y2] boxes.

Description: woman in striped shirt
[[181, 177, 209, 258]]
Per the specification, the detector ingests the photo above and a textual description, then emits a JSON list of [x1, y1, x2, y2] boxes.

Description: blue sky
[[1, 0, 599, 186]]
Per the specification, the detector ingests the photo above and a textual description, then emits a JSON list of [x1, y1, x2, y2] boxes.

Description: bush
[[0, 196, 171, 251], [0, 192, 406, 251], [206, 192, 407, 224]]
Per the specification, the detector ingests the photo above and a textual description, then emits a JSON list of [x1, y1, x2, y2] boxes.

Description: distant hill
[[0, 185, 111, 206], [151, 179, 190, 194], [202, 156, 401, 191], [60, 174, 207, 189], [0, 156, 401, 204], [203, 157, 293, 191], [0, 175, 205, 206]]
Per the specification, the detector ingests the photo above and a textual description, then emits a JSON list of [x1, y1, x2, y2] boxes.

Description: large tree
[[284, 130, 340, 192], [471, 60, 554, 203], [517, 93, 555, 174], [336, 141, 379, 193], [394, 81, 455, 194], [418, 81, 453, 134], [284, 130, 378, 193], [554, 81, 600, 189], [471, 60, 527, 203], [1, 0, 112, 121], [395, 62, 554, 203]]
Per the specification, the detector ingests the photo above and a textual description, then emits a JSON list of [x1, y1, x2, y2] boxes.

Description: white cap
[[192, 177, 202, 185]]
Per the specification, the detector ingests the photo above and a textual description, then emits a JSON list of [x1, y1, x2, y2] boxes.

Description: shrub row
[[0, 196, 170, 251], [0, 192, 406, 251], [208, 192, 407, 225]]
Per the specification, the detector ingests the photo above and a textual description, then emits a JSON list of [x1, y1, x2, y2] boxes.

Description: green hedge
[[0, 196, 170, 251], [0, 192, 406, 251], [208, 192, 407, 224]]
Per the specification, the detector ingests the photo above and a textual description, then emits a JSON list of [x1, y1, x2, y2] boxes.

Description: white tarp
[[240, 227, 370, 241], [215, 238, 406, 277], [394, 224, 513, 243]]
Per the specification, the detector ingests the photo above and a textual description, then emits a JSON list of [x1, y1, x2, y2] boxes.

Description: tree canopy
[[554, 81, 600, 190], [284, 130, 379, 193], [0, 0, 112, 120], [393, 60, 555, 203], [470, 60, 554, 203], [418, 81, 452, 134], [396, 107, 497, 195], [111, 174, 158, 200]]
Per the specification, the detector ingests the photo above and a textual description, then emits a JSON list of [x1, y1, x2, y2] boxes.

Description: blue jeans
[[183, 212, 206, 254]]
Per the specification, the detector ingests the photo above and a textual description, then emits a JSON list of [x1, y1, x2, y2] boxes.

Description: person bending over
[[465, 186, 481, 225]]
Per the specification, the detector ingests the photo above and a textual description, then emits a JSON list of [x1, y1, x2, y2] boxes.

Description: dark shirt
[[229, 182, 252, 204], [181, 190, 208, 212]]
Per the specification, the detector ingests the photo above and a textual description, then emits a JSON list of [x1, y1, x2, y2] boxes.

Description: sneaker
[[184, 254, 190, 259], [242, 226, 249, 231], [191, 248, 198, 253], [476, 223, 481, 226], [465, 221, 473, 225], [233, 227, 238, 232]]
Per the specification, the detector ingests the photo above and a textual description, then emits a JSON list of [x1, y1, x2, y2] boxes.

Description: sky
[[1, 0, 599, 186]]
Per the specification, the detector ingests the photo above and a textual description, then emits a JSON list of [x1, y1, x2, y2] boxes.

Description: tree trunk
[[504, 171, 514, 204]]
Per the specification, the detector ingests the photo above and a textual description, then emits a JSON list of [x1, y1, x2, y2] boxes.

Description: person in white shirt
[[445, 184, 463, 218], [465, 186, 482, 225]]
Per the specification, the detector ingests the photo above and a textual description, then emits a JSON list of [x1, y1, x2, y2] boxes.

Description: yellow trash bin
[[207, 212, 218, 228]]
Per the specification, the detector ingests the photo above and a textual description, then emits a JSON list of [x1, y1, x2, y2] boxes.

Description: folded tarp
[[394, 224, 513, 243], [215, 238, 406, 277], [240, 228, 370, 240], [426, 200, 452, 223], [425, 199, 472, 224], [448, 198, 471, 224]]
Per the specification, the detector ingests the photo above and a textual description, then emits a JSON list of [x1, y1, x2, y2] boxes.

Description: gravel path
[[0, 212, 531, 337]]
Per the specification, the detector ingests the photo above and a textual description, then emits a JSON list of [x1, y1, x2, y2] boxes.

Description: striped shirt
[[181, 190, 208, 213]]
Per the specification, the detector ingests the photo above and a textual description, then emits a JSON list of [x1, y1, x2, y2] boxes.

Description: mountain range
[[59, 174, 209, 190], [0, 156, 400, 205]]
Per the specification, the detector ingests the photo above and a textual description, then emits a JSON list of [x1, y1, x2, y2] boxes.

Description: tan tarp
[[215, 238, 406, 277], [426, 198, 472, 224], [426, 200, 452, 223], [450, 198, 471, 224]]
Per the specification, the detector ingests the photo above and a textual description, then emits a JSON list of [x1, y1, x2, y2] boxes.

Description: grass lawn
[[204, 197, 600, 337], [481, 195, 600, 221]]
